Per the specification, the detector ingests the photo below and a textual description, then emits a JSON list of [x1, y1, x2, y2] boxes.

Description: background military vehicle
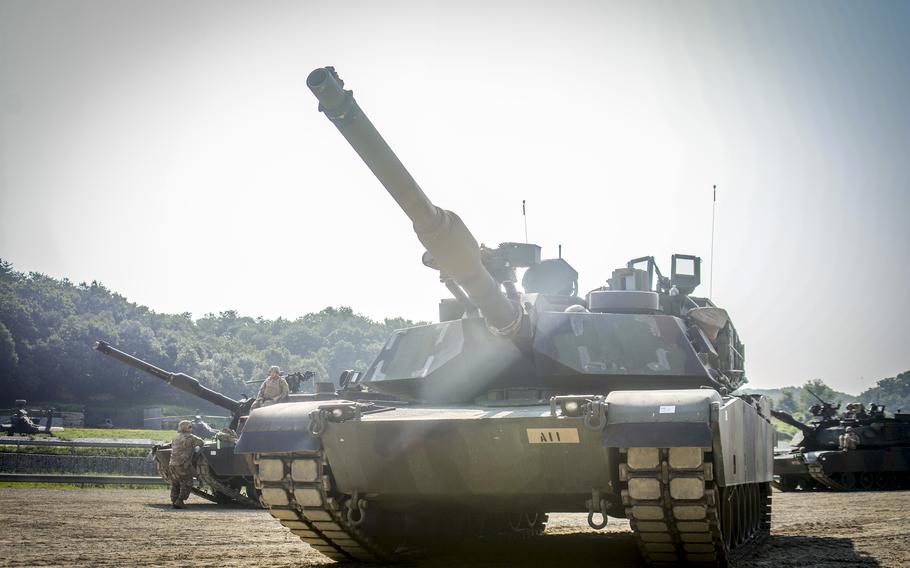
[[772, 390, 910, 491], [93, 340, 262, 506], [232, 67, 775, 566], [1, 400, 61, 436]]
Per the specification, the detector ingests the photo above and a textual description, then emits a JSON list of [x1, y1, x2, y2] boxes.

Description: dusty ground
[[0, 488, 906, 567]]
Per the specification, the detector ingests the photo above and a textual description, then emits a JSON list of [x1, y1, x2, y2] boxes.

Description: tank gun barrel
[[306, 67, 521, 335], [93, 340, 242, 413], [770, 409, 812, 435]]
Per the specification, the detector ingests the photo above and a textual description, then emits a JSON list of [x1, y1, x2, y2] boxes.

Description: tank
[[772, 389, 910, 491], [93, 340, 262, 507], [232, 67, 775, 566]]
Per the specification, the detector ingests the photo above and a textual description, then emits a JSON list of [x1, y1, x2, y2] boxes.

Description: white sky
[[1, 1, 908, 394]]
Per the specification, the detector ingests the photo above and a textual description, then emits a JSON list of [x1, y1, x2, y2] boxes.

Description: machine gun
[[805, 387, 840, 420]]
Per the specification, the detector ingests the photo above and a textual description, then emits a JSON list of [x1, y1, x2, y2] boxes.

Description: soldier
[[839, 426, 860, 451], [252, 365, 289, 409], [169, 419, 205, 509]]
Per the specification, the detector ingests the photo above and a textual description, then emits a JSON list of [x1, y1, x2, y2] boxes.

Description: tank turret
[[305, 67, 745, 404]]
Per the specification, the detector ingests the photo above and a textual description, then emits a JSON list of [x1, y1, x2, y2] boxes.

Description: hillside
[[0, 259, 419, 408]]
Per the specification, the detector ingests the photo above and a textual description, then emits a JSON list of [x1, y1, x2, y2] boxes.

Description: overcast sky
[[1, 0, 908, 393]]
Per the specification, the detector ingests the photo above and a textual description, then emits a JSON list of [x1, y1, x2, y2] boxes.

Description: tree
[[777, 388, 798, 414], [859, 371, 910, 413]]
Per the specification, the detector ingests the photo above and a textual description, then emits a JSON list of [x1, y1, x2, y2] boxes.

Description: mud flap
[[602, 389, 720, 449], [234, 400, 351, 454]]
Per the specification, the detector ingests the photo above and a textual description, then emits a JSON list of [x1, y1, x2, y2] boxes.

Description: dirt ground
[[0, 487, 906, 567]]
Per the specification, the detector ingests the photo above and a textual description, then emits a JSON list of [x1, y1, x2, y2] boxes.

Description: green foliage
[[858, 371, 910, 413], [777, 388, 798, 414], [0, 260, 419, 407]]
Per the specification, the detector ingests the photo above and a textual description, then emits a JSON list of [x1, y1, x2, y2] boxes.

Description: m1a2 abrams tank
[[772, 392, 910, 491], [233, 67, 775, 566], [93, 340, 261, 507]]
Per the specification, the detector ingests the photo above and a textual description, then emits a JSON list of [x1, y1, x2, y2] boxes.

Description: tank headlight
[[562, 401, 581, 416]]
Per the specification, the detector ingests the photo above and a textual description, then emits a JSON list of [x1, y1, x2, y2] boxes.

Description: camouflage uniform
[[253, 375, 289, 408], [839, 429, 860, 451], [168, 430, 205, 507]]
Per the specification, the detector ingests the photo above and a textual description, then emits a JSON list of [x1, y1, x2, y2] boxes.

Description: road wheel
[[873, 473, 888, 489], [779, 476, 798, 492], [838, 472, 857, 490], [859, 472, 875, 490]]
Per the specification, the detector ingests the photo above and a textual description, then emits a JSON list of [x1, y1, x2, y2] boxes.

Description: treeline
[[0, 260, 418, 406], [747, 374, 910, 424]]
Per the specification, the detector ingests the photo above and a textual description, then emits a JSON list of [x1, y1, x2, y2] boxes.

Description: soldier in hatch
[[839, 426, 860, 451], [252, 365, 289, 408], [169, 420, 205, 509]]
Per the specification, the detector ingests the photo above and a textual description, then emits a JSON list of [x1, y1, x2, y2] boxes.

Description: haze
[[1, 1, 908, 394]]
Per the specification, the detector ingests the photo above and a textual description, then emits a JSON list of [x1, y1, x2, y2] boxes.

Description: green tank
[[93, 340, 261, 507], [233, 67, 775, 566]]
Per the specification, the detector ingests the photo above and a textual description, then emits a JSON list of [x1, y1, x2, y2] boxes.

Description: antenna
[[709, 185, 716, 297], [558, 244, 562, 259], [522, 200, 529, 243]]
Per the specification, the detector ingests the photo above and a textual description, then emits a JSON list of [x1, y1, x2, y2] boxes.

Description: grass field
[[2, 427, 176, 456], [56, 428, 176, 442]]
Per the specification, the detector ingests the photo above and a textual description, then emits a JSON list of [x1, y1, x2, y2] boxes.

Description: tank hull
[[777, 447, 910, 491], [236, 389, 773, 564], [154, 444, 260, 506]]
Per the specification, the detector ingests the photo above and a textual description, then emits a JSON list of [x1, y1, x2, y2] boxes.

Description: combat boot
[[173, 500, 186, 509]]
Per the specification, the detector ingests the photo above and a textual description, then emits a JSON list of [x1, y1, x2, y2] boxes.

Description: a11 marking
[[526, 428, 580, 444]]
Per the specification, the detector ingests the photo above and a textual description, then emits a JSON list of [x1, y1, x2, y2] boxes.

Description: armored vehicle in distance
[[773, 394, 910, 491], [233, 67, 775, 566], [2, 401, 61, 436], [93, 340, 262, 506]]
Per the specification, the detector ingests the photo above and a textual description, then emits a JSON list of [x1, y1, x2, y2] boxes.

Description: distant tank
[[772, 390, 910, 491], [232, 67, 775, 566], [93, 340, 262, 506]]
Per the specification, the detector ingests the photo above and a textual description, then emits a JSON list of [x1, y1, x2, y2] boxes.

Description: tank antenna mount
[[709, 184, 717, 297], [522, 199, 529, 243]]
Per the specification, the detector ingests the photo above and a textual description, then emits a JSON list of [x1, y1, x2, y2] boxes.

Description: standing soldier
[[839, 426, 860, 451], [169, 420, 205, 509], [252, 365, 290, 409]]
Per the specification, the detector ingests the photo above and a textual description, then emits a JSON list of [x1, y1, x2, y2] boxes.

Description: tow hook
[[586, 489, 610, 529]]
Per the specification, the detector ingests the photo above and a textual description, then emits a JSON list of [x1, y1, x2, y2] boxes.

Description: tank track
[[254, 450, 392, 562], [153, 449, 260, 507], [806, 463, 848, 491], [620, 447, 771, 567], [254, 450, 549, 562], [195, 457, 261, 508]]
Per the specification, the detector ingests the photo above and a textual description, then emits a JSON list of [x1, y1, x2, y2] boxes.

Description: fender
[[603, 389, 720, 449], [235, 400, 352, 454]]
